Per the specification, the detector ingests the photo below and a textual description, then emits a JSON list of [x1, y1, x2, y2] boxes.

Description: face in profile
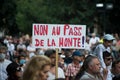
[[40, 65, 50, 80], [114, 62, 120, 74], [90, 58, 101, 74]]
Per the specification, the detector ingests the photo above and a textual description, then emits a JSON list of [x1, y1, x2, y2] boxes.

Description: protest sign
[[32, 24, 86, 49]]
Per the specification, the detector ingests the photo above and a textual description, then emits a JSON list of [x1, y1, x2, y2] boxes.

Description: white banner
[[32, 24, 86, 49]]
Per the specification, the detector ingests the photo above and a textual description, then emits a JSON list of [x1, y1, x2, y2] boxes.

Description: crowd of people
[[0, 33, 120, 80]]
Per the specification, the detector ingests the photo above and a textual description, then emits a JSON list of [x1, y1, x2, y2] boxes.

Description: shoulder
[[80, 72, 95, 80], [4, 59, 12, 64], [58, 67, 64, 72], [80, 74, 91, 80]]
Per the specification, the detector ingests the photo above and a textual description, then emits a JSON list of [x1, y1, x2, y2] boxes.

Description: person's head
[[91, 33, 96, 38], [84, 55, 101, 74], [112, 58, 120, 75], [18, 53, 26, 65], [6, 62, 22, 80], [0, 46, 7, 61], [81, 55, 101, 74], [44, 49, 56, 66], [103, 34, 115, 47], [22, 55, 51, 80], [103, 51, 113, 66], [75, 55, 101, 80], [72, 50, 82, 62]]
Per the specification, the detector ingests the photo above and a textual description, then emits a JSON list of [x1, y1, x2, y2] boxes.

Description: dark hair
[[6, 62, 21, 80], [44, 49, 56, 57], [75, 55, 98, 80], [103, 51, 111, 59], [112, 58, 120, 68], [113, 74, 120, 80]]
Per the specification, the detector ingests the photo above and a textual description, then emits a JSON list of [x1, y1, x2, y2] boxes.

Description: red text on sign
[[52, 26, 60, 35], [64, 24, 82, 36], [35, 39, 44, 46], [59, 37, 81, 47], [34, 24, 48, 35], [47, 39, 56, 46]]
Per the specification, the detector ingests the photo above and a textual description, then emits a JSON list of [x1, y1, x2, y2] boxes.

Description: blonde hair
[[22, 55, 51, 80]]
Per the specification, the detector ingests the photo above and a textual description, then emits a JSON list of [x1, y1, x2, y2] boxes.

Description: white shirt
[[89, 37, 100, 47], [0, 59, 11, 80], [47, 67, 65, 80], [7, 43, 15, 52]]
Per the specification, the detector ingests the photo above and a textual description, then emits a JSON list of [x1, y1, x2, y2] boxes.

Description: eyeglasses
[[105, 58, 113, 61]]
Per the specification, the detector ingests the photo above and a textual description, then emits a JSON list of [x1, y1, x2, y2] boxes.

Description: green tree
[[0, 0, 18, 35], [16, 0, 96, 34]]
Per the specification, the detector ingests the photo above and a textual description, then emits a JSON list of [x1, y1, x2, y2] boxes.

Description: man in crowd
[[44, 49, 65, 80], [65, 50, 82, 80], [75, 55, 107, 80], [93, 34, 115, 69]]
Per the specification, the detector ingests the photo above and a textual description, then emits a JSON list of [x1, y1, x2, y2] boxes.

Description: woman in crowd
[[22, 55, 51, 80], [6, 62, 22, 80]]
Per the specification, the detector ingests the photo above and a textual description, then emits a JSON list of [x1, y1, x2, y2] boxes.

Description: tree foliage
[[0, 0, 18, 35], [1, 0, 119, 35], [16, 0, 96, 35]]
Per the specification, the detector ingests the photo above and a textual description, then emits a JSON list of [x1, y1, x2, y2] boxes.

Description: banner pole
[[55, 48, 58, 79]]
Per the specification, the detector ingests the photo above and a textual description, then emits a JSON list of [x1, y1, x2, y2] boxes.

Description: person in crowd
[[93, 34, 115, 69], [3, 35, 9, 46], [84, 36, 91, 55], [18, 53, 27, 72], [64, 50, 73, 65], [22, 55, 51, 80], [27, 42, 36, 58], [65, 50, 82, 80], [89, 33, 100, 51], [44, 49, 65, 80], [7, 39, 15, 61], [103, 51, 113, 80], [17, 38, 26, 54], [0, 46, 12, 80], [111, 58, 120, 80], [6, 62, 22, 80], [75, 55, 107, 80]]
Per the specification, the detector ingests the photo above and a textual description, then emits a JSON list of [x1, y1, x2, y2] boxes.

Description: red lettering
[[34, 24, 48, 35], [59, 37, 64, 47], [64, 24, 70, 35], [34, 25, 39, 35], [35, 39, 44, 46], [73, 38, 77, 47], [65, 38, 72, 47], [59, 37, 81, 47], [77, 38, 81, 47], [47, 39, 56, 46], [68, 28, 73, 35], [52, 26, 60, 35]]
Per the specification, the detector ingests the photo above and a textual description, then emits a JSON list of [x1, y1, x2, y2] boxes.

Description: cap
[[103, 34, 115, 41], [72, 50, 82, 57], [6, 62, 21, 76]]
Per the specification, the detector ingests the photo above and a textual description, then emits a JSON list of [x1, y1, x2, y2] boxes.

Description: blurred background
[[0, 0, 120, 36]]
